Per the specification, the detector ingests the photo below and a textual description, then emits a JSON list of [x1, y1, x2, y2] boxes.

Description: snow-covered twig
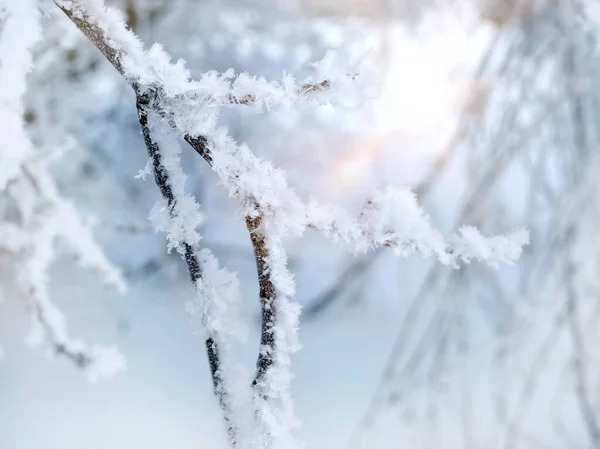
[[0, 0, 125, 379], [306, 189, 529, 268], [135, 89, 239, 445], [245, 213, 276, 390], [13, 161, 127, 381]]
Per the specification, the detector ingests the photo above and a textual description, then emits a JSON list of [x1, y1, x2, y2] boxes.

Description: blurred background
[[2, 0, 600, 448]]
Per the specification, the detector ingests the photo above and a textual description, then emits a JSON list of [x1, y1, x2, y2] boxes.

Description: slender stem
[[245, 213, 277, 392], [135, 90, 237, 446], [56, 3, 124, 74], [565, 254, 600, 446], [31, 298, 92, 368]]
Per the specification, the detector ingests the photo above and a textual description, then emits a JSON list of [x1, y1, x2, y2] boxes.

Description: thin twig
[[245, 212, 277, 391], [303, 251, 377, 319], [32, 299, 92, 368], [564, 249, 600, 445], [135, 89, 238, 445]]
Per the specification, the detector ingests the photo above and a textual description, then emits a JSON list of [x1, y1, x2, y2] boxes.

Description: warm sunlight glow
[[375, 30, 461, 136], [329, 15, 495, 195]]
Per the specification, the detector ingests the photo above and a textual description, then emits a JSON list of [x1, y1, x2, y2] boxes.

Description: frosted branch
[[136, 91, 244, 445], [246, 213, 276, 390], [0, 0, 125, 378], [306, 189, 529, 268]]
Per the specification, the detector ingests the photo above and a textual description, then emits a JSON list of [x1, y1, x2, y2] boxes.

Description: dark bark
[[135, 90, 237, 446], [245, 214, 277, 392]]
